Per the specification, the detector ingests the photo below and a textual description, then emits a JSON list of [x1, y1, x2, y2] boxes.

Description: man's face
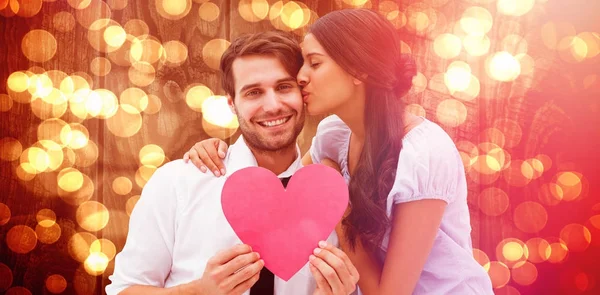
[[229, 55, 305, 152]]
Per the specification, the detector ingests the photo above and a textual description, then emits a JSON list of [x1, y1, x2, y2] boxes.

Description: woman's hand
[[183, 138, 229, 176], [310, 241, 360, 295]]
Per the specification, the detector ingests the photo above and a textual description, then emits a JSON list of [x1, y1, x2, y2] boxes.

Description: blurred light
[[0, 137, 22, 161], [558, 36, 588, 63], [515, 53, 535, 76], [7, 71, 30, 93], [156, 0, 192, 20], [67, 0, 92, 9], [511, 261, 538, 286], [478, 187, 509, 217], [76, 201, 110, 232], [502, 241, 526, 262], [514, 201, 548, 233], [202, 96, 238, 127], [58, 168, 84, 192], [128, 62, 156, 87], [0, 94, 12, 112], [0, 203, 10, 226], [0, 262, 13, 291], [106, 105, 143, 137], [124, 19, 149, 39], [487, 261, 511, 289], [68, 232, 97, 262], [559, 224, 591, 252], [239, 0, 268, 22], [435, 99, 467, 127], [35, 223, 61, 244], [16, 163, 37, 181], [139, 144, 165, 167], [525, 158, 544, 179], [577, 32, 600, 59], [445, 61, 472, 93], [456, 140, 478, 171], [113, 177, 133, 195], [58, 172, 94, 206], [119, 87, 148, 113], [547, 240, 569, 263], [460, 6, 493, 36], [106, 0, 128, 10], [135, 165, 158, 188], [90, 238, 117, 261], [202, 39, 231, 70], [126, 195, 140, 216], [342, 0, 368, 6], [22, 30, 57, 63], [76, 0, 111, 29], [144, 94, 162, 114], [185, 84, 213, 112], [434, 34, 462, 59], [163, 40, 188, 66], [130, 37, 165, 65], [493, 118, 522, 149], [463, 34, 491, 57], [407, 11, 430, 33], [473, 248, 491, 271], [6, 225, 37, 254], [45, 274, 67, 294], [487, 51, 521, 82], [525, 238, 551, 263], [103, 25, 127, 48], [38, 119, 69, 146], [553, 171, 583, 201], [541, 22, 576, 50], [73, 140, 98, 168], [36, 208, 56, 227], [84, 252, 109, 276], [538, 183, 562, 206], [497, 0, 535, 17], [90, 57, 112, 77], [198, 2, 219, 22]]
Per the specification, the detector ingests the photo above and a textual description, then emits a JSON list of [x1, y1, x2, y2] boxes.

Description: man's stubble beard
[[236, 107, 306, 153]]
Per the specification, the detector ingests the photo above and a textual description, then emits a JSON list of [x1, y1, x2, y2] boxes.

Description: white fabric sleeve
[[309, 115, 349, 165]]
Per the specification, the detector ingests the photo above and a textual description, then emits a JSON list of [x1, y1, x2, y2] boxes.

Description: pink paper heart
[[221, 164, 349, 281]]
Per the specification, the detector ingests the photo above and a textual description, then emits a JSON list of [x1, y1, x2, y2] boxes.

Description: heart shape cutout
[[221, 164, 349, 281]]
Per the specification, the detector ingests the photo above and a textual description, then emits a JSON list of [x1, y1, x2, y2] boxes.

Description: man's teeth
[[261, 117, 288, 127]]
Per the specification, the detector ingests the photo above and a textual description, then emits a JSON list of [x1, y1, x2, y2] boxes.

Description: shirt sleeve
[[309, 115, 350, 165], [389, 125, 463, 205], [105, 163, 180, 294]]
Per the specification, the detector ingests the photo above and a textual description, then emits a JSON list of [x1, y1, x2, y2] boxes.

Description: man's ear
[[227, 95, 236, 115]]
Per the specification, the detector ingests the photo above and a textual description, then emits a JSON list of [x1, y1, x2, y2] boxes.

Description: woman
[[184, 9, 494, 295]]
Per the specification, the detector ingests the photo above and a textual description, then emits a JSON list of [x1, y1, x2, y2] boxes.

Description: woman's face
[[297, 34, 360, 116]]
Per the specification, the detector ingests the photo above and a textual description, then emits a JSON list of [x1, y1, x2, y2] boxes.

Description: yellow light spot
[[185, 84, 213, 112], [577, 32, 600, 58], [434, 34, 462, 59], [90, 238, 117, 261], [103, 25, 127, 48], [124, 19, 149, 39], [23, 147, 50, 173], [58, 168, 84, 192], [558, 36, 588, 63], [76, 201, 110, 232], [84, 252, 109, 276], [502, 34, 528, 55], [68, 232, 97, 263], [36, 209, 56, 227], [106, 105, 143, 137], [67, 0, 92, 9], [21, 30, 57, 63], [130, 38, 165, 65], [139, 144, 165, 167], [342, 0, 369, 6], [408, 11, 429, 33], [90, 57, 112, 77], [7, 71, 30, 93], [487, 51, 521, 82], [16, 163, 37, 181], [202, 39, 231, 70], [445, 61, 472, 93], [435, 99, 467, 127], [135, 165, 158, 188], [202, 96, 238, 127], [35, 223, 62, 245], [198, 2, 220, 22], [156, 0, 191, 20], [163, 40, 189, 65], [120, 87, 148, 113], [460, 6, 493, 36], [128, 62, 156, 87], [503, 242, 524, 261], [112, 177, 133, 195]]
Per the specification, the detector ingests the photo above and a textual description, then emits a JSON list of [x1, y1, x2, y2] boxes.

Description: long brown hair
[[309, 9, 417, 252]]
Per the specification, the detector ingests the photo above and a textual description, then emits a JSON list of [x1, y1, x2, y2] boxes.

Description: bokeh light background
[[1, 0, 599, 294]]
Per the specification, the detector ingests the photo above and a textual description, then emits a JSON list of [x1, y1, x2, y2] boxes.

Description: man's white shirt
[[106, 136, 339, 295]]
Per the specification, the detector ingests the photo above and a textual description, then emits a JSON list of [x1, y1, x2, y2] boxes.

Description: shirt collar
[[224, 135, 303, 178]]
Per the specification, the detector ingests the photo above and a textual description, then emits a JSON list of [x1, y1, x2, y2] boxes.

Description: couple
[[107, 9, 494, 295]]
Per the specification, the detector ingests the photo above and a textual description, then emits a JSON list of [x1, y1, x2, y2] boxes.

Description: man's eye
[[246, 90, 260, 96]]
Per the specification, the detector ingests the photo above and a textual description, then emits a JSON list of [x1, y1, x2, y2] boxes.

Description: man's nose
[[262, 90, 283, 112]]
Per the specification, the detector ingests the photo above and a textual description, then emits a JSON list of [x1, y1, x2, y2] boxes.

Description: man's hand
[[309, 241, 360, 295], [184, 244, 264, 295]]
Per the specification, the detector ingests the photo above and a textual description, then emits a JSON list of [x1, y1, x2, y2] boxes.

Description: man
[[106, 31, 359, 295]]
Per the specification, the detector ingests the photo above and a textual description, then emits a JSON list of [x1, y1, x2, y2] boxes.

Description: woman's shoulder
[[402, 117, 460, 159], [316, 115, 350, 133]]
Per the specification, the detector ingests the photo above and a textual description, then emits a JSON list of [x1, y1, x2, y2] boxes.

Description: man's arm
[[106, 164, 180, 294]]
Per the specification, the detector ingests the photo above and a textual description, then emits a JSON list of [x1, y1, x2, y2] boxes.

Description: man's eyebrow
[[239, 77, 297, 93]]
